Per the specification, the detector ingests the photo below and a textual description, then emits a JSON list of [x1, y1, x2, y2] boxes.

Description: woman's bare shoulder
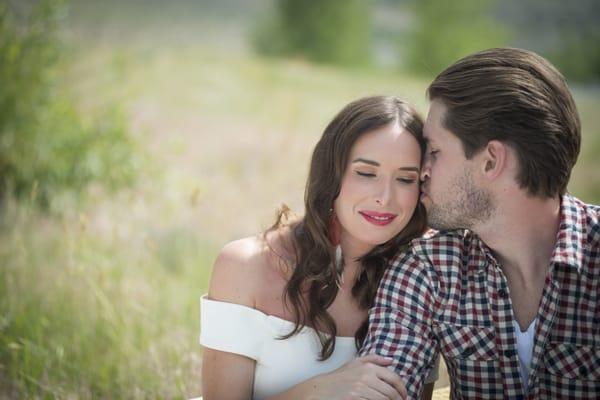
[[207, 236, 269, 307]]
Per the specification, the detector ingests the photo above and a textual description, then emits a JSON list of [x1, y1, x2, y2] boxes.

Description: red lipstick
[[359, 211, 397, 226]]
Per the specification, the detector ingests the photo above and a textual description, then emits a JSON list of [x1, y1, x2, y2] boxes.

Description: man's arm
[[360, 249, 439, 399]]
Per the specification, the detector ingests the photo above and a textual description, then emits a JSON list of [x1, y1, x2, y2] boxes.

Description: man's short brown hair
[[427, 47, 581, 198]]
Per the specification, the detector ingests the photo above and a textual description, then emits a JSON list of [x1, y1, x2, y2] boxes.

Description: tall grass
[[0, 198, 212, 398]]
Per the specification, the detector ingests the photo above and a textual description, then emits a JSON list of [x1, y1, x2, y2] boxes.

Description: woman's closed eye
[[356, 171, 376, 178], [397, 177, 417, 184]]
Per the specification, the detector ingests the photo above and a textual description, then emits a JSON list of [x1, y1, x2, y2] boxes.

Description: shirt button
[[498, 288, 508, 298], [463, 346, 476, 357], [579, 366, 588, 375], [503, 349, 516, 358]]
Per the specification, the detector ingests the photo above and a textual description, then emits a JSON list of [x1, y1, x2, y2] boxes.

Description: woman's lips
[[359, 211, 397, 226]]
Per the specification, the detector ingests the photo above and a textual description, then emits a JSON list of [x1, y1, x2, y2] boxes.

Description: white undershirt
[[512, 318, 537, 389]]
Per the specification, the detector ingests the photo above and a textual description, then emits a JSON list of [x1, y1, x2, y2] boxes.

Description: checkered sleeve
[[359, 248, 439, 399]]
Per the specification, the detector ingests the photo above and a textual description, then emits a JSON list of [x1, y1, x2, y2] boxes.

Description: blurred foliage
[[503, 0, 600, 83], [405, 0, 510, 76], [0, 0, 139, 209], [548, 32, 600, 83], [252, 0, 372, 66]]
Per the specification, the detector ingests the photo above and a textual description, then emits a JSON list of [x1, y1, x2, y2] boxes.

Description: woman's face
[[333, 121, 422, 257]]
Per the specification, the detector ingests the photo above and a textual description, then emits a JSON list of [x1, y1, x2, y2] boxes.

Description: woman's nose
[[374, 181, 391, 206]]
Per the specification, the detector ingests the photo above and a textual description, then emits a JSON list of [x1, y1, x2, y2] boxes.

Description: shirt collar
[[550, 193, 587, 274]]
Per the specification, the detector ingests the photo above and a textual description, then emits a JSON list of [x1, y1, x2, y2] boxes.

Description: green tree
[[0, 0, 138, 208], [253, 0, 372, 66], [405, 0, 509, 76]]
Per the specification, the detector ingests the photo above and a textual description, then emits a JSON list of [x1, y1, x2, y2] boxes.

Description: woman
[[200, 96, 438, 399]]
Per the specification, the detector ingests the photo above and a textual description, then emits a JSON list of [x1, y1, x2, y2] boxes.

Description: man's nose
[[420, 161, 431, 182]]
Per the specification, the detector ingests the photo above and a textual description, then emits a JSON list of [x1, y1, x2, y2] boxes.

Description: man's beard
[[426, 169, 495, 231]]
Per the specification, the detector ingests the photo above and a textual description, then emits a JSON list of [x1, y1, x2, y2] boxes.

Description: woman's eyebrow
[[352, 158, 420, 172], [398, 166, 420, 172], [352, 158, 379, 166]]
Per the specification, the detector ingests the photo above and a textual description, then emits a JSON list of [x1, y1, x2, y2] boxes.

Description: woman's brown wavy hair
[[267, 95, 427, 360]]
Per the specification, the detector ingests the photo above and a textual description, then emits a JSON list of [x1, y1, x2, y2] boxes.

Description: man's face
[[420, 100, 495, 231]]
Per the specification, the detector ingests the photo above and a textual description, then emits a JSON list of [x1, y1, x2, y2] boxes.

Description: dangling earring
[[329, 210, 344, 287]]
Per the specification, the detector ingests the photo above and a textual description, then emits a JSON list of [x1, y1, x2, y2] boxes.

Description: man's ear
[[480, 140, 507, 180]]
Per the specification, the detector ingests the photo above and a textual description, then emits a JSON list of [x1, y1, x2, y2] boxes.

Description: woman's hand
[[267, 354, 407, 400], [307, 354, 407, 400]]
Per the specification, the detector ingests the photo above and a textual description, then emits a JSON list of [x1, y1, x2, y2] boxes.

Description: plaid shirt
[[360, 194, 600, 399]]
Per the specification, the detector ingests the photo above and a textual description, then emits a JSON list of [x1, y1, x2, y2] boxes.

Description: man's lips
[[359, 211, 397, 226]]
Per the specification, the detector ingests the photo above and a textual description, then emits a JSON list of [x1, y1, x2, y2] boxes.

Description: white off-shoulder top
[[200, 295, 438, 399]]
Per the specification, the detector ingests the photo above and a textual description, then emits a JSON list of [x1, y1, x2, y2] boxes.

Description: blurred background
[[1, 0, 598, 398]]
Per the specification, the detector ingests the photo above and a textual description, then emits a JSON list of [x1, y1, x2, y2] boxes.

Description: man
[[360, 47, 600, 399]]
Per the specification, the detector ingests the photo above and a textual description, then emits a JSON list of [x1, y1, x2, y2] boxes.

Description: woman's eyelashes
[[355, 170, 417, 184], [397, 177, 417, 184], [356, 170, 376, 178]]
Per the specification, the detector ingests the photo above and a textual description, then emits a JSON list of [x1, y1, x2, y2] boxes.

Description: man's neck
[[474, 191, 561, 328], [476, 191, 561, 277]]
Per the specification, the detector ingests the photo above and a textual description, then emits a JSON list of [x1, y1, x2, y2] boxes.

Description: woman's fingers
[[357, 353, 394, 366], [373, 365, 407, 399], [358, 384, 394, 400], [363, 375, 405, 400], [352, 357, 407, 400], [332, 355, 407, 400]]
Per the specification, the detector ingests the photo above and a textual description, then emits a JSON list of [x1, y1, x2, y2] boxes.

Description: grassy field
[[2, 2, 600, 398]]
